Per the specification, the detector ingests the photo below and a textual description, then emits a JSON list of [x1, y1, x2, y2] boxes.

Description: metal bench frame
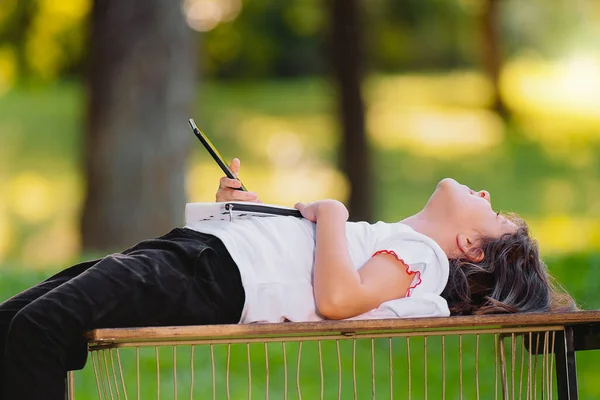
[[69, 311, 600, 400]]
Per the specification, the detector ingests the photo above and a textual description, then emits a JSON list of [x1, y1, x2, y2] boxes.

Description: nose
[[478, 190, 491, 203]]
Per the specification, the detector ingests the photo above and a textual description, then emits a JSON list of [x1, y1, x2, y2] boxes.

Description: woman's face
[[428, 178, 518, 241]]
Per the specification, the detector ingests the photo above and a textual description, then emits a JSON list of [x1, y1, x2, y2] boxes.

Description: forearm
[[313, 211, 364, 318]]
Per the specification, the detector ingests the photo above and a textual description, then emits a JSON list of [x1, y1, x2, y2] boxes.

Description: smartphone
[[188, 118, 247, 192]]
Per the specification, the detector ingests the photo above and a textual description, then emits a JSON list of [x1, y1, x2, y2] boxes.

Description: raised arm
[[215, 158, 260, 202], [295, 200, 414, 320]]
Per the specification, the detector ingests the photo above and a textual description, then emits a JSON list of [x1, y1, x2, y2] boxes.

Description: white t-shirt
[[185, 212, 450, 323]]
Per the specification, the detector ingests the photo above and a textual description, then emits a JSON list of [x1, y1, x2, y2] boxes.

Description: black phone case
[[224, 203, 302, 218]]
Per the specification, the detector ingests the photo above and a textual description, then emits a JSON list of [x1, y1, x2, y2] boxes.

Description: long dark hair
[[441, 217, 576, 315]]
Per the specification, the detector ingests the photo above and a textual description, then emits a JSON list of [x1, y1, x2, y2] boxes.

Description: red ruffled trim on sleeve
[[372, 250, 422, 297]]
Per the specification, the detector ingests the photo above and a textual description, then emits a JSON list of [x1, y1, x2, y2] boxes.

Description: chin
[[433, 178, 470, 203]]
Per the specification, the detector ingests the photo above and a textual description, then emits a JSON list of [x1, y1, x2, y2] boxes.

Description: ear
[[456, 233, 485, 263]]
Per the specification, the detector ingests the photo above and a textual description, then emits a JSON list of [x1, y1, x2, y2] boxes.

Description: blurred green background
[[1, 0, 600, 398]]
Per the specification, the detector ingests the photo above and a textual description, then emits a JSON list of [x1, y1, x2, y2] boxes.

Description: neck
[[401, 211, 458, 257]]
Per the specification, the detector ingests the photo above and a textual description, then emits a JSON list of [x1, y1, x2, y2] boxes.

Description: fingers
[[216, 159, 256, 202], [217, 189, 259, 203], [233, 190, 259, 201], [295, 202, 316, 222], [220, 176, 242, 190], [229, 158, 241, 177]]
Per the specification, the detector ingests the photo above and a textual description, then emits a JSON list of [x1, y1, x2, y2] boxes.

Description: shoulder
[[373, 223, 435, 262], [373, 223, 449, 295]]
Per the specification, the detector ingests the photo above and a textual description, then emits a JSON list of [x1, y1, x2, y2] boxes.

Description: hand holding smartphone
[[188, 119, 247, 192]]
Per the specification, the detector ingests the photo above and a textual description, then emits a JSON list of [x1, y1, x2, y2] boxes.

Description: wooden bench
[[69, 311, 600, 399]]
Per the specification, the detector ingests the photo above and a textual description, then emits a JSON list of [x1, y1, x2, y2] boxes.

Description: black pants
[[0, 228, 245, 400]]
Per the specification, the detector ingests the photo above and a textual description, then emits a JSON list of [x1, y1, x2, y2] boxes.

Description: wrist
[[317, 200, 349, 221]]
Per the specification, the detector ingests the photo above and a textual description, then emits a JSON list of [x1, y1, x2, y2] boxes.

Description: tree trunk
[[481, 0, 508, 118], [327, 0, 372, 222], [82, 0, 196, 252]]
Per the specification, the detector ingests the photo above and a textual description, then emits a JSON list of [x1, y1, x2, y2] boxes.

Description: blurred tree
[[0, 0, 36, 82], [203, 1, 325, 79], [81, 0, 196, 251], [0, 0, 591, 83], [480, 0, 508, 117], [327, 0, 372, 222], [0, 0, 90, 83]]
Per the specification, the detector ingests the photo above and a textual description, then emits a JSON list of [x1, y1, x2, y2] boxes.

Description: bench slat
[[87, 311, 600, 343]]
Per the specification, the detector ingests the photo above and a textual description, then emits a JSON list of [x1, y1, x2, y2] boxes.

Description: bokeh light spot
[[7, 173, 57, 223]]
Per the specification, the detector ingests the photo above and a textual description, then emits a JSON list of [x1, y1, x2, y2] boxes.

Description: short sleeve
[[373, 238, 448, 297]]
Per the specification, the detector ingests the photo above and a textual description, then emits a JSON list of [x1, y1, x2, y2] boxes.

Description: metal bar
[[459, 335, 462, 400], [424, 336, 428, 400], [371, 338, 376, 400], [318, 341, 323, 400], [104, 350, 115, 400], [247, 344, 252, 400], [155, 347, 160, 400], [475, 335, 480, 400], [336, 340, 341, 400], [296, 342, 302, 400], [353, 339, 357, 400], [283, 342, 288, 400], [389, 337, 393, 400], [528, 332, 533, 400], [116, 349, 128, 400], [534, 333, 540, 400], [136, 347, 140, 400], [512, 333, 516, 400], [406, 337, 411, 399], [100, 351, 111, 400], [67, 371, 75, 400], [555, 327, 578, 400], [540, 333, 545, 400], [442, 335, 446, 400], [173, 346, 177, 400], [91, 352, 104, 400], [500, 335, 508, 400], [265, 343, 270, 400], [190, 345, 195, 400], [109, 349, 121, 400], [543, 332, 549, 400], [227, 344, 231, 400], [550, 332, 556, 400], [210, 344, 216, 400], [495, 334, 499, 400], [520, 335, 525, 400], [94, 352, 105, 399]]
